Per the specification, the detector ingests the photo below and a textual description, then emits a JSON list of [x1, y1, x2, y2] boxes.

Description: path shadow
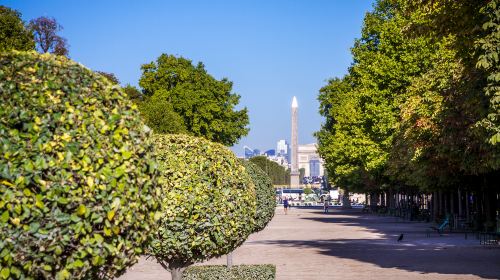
[[250, 238, 500, 279], [255, 209, 500, 279]]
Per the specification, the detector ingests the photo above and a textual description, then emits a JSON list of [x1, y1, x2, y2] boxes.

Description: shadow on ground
[[253, 209, 500, 279]]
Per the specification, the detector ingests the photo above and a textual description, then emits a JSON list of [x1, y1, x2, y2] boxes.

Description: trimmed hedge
[[241, 160, 275, 232], [183, 265, 276, 280], [0, 51, 159, 279], [149, 134, 256, 271]]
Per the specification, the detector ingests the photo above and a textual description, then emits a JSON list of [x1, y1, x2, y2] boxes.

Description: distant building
[[310, 159, 321, 177], [244, 146, 254, 159], [298, 143, 324, 177], [243, 146, 262, 159], [267, 154, 289, 168], [276, 139, 290, 163], [264, 149, 276, 156]]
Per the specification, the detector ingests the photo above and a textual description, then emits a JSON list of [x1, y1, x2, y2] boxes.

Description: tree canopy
[[249, 156, 289, 185], [139, 54, 249, 146], [316, 0, 499, 195], [28, 16, 69, 56], [0, 6, 34, 52], [149, 134, 255, 280]]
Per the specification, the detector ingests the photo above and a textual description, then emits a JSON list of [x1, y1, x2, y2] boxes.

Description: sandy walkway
[[118, 207, 500, 280]]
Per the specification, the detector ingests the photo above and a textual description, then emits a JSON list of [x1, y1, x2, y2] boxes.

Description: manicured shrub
[[183, 265, 276, 280], [241, 160, 275, 232], [0, 51, 159, 279], [149, 134, 256, 280]]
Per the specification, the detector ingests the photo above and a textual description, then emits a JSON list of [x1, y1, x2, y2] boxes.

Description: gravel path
[[118, 207, 500, 280]]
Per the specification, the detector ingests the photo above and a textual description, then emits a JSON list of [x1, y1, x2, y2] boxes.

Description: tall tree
[[96, 71, 120, 85], [29, 16, 68, 56], [0, 6, 34, 51], [317, 0, 499, 225], [139, 54, 249, 146]]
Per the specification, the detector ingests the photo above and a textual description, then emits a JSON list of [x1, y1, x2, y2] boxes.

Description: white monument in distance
[[290, 96, 300, 188]]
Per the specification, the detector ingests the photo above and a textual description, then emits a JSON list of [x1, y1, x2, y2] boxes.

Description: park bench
[[479, 232, 500, 246], [427, 216, 449, 237]]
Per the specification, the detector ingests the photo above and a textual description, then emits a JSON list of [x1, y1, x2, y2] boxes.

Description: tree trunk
[[433, 191, 439, 221], [458, 189, 463, 217], [170, 267, 186, 280], [342, 188, 351, 209], [227, 252, 233, 269], [465, 191, 470, 222]]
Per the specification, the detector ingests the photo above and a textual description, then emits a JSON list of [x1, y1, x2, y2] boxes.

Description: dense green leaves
[[0, 6, 35, 52], [139, 54, 249, 145], [476, 0, 500, 145], [0, 51, 159, 279], [317, 0, 499, 194], [249, 156, 290, 185], [149, 134, 256, 271], [137, 94, 187, 134], [241, 160, 275, 232], [183, 265, 276, 280]]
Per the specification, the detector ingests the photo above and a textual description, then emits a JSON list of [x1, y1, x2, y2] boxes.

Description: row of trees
[[0, 51, 275, 280], [316, 0, 499, 228], [1, 5, 273, 280], [0, 6, 68, 55], [249, 156, 290, 185], [1, 5, 250, 146]]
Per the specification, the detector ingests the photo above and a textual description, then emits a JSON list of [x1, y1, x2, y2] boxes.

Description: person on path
[[283, 196, 289, 215], [324, 199, 329, 213]]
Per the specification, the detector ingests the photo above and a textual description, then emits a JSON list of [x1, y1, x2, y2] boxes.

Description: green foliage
[[241, 160, 275, 232], [183, 265, 276, 280], [249, 156, 289, 185], [303, 188, 313, 195], [0, 6, 35, 52], [0, 51, 159, 279], [317, 0, 500, 194], [299, 168, 305, 183], [96, 71, 120, 85], [139, 54, 249, 146], [149, 134, 256, 271], [137, 95, 187, 135], [476, 0, 500, 145], [122, 85, 143, 102]]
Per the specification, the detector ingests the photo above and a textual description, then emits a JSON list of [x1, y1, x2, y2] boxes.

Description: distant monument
[[290, 96, 300, 188]]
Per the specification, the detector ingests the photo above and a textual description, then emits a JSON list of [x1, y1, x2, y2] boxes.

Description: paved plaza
[[119, 207, 500, 280]]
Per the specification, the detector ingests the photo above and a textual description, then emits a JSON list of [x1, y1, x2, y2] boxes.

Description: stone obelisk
[[290, 96, 300, 188]]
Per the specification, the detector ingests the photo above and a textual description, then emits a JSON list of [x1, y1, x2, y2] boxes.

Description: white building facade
[[298, 143, 324, 178]]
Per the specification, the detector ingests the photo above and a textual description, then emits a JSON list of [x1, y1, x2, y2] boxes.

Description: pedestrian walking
[[283, 196, 289, 215], [324, 199, 329, 213]]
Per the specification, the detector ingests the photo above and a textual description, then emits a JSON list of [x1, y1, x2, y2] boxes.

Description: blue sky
[[3, 0, 375, 156]]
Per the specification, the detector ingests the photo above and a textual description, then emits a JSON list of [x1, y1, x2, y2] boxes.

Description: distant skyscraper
[[264, 149, 276, 156], [290, 96, 300, 187], [244, 146, 254, 159], [276, 139, 289, 160]]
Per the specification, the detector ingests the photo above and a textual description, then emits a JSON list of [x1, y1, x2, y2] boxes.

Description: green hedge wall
[[183, 265, 276, 280], [149, 134, 256, 269], [0, 51, 159, 279], [241, 160, 275, 232]]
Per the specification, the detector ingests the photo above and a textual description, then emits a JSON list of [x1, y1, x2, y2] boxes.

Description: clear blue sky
[[3, 0, 375, 156]]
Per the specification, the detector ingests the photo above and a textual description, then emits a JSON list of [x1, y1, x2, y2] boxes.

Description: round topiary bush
[[149, 134, 256, 280], [0, 51, 159, 279], [240, 160, 275, 232]]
